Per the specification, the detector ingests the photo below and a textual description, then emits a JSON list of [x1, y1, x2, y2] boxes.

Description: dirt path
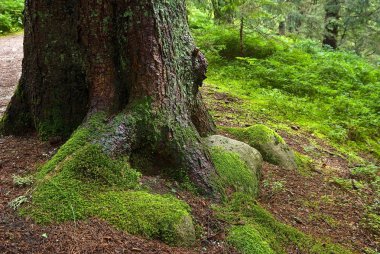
[[0, 33, 23, 116]]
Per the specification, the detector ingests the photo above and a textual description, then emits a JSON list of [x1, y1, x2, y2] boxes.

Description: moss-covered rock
[[93, 191, 196, 247], [228, 225, 275, 254], [205, 135, 262, 177], [225, 125, 297, 170], [206, 135, 261, 199]]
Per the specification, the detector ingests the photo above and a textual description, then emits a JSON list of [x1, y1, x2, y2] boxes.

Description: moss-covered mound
[[224, 125, 297, 170], [21, 118, 196, 247], [228, 225, 274, 254], [209, 146, 260, 200]]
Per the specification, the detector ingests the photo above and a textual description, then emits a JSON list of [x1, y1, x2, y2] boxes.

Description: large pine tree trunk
[[1, 0, 217, 194]]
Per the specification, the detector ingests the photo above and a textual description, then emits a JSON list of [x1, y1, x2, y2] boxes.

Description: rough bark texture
[[323, 0, 340, 49], [1, 0, 217, 194]]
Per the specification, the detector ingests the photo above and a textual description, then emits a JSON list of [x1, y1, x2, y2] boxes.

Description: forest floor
[[0, 34, 378, 253], [204, 86, 379, 252]]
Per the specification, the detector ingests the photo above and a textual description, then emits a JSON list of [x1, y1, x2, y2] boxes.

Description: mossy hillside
[[228, 225, 275, 254], [209, 147, 259, 200], [216, 193, 353, 254], [23, 140, 195, 246]]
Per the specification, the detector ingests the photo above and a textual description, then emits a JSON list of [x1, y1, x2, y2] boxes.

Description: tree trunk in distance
[[240, 17, 245, 56], [279, 21, 286, 35], [323, 0, 340, 49], [1, 0, 217, 195]]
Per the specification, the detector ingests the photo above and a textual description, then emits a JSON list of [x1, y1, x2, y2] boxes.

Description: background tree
[[323, 0, 341, 49]]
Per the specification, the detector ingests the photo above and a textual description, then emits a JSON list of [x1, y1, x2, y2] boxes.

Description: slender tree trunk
[[279, 21, 286, 35], [1, 0, 217, 194], [323, 0, 341, 49], [240, 17, 244, 56]]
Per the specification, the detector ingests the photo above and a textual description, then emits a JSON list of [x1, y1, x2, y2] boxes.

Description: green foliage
[[209, 147, 259, 199], [362, 210, 380, 236], [9, 196, 28, 210], [190, 9, 380, 159], [216, 192, 353, 254], [262, 179, 286, 195], [330, 177, 365, 190], [12, 174, 34, 187], [362, 197, 380, 236], [228, 225, 274, 254], [294, 151, 314, 176], [0, 0, 23, 34], [189, 7, 284, 60], [351, 164, 379, 183]]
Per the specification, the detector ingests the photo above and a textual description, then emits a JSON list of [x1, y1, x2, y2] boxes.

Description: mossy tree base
[[1, 0, 217, 194]]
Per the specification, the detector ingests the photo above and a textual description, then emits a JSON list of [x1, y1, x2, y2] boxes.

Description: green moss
[[22, 138, 194, 246], [228, 225, 274, 254], [93, 191, 194, 245], [223, 125, 288, 165], [215, 192, 353, 254], [294, 151, 314, 176], [209, 147, 259, 200], [36, 113, 108, 178], [224, 125, 285, 146], [66, 144, 141, 188], [362, 212, 380, 235]]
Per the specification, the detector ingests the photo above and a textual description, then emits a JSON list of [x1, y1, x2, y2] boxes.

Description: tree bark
[[279, 21, 286, 35], [239, 17, 244, 56], [1, 0, 217, 194], [323, 0, 341, 49]]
